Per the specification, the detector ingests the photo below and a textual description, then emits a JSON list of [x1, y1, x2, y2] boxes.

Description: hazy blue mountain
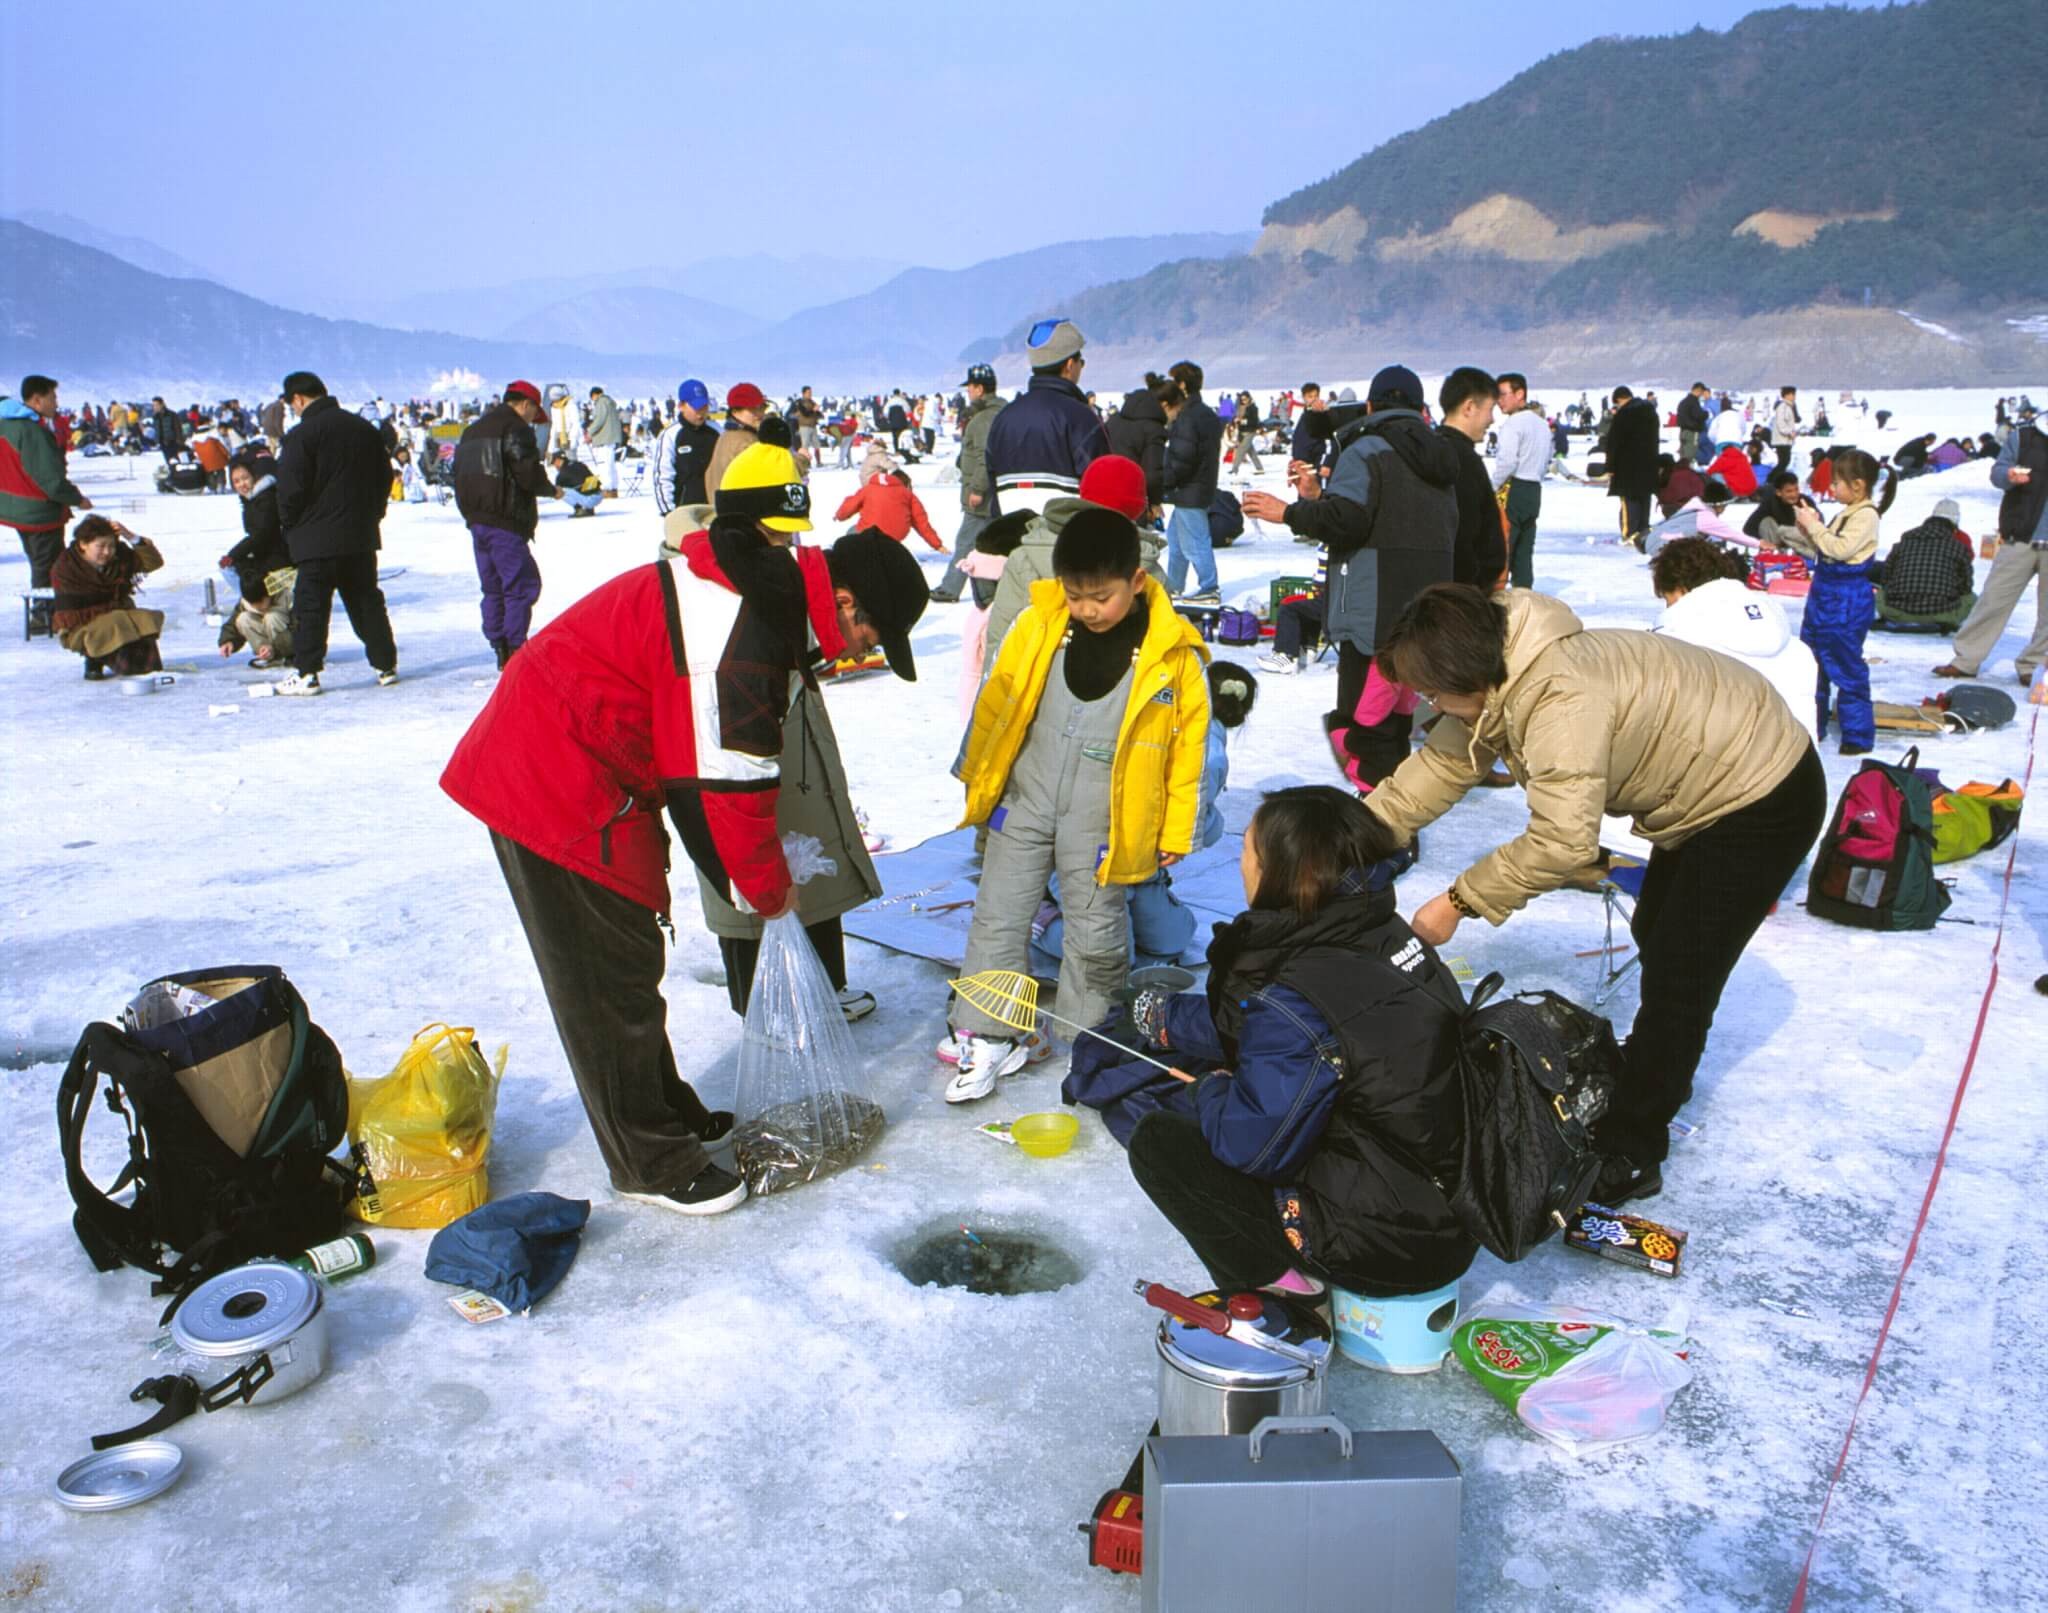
[[499, 286, 764, 358], [694, 231, 1258, 388], [369, 253, 908, 338], [0, 221, 685, 398], [11, 209, 227, 285]]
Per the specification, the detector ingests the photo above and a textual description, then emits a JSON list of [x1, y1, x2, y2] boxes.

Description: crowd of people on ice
[[4, 334, 2044, 1302]]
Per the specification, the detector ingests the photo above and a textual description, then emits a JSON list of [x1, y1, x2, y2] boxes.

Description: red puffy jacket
[[441, 525, 846, 915], [834, 475, 941, 549], [1708, 445, 1758, 498]]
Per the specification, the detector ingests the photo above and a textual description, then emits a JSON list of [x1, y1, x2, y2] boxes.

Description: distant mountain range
[[9, 209, 230, 287], [0, 220, 1257, 398], [1019, 0, 2048, 386]]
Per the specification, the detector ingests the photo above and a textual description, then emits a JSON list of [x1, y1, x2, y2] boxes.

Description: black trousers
[[1128, 1111, 1300, 1293], [293, 550, 397, 675], [1332, 642, 1413, 787], [17, 528, 64, 588], [1617, 493, 1651, 542], [1273, 597, 1324, 660], [492, 832, 716, 1193], [718, 918, 846, 1016], [1774, 444, 1793, 473], [1599, 746, 1828, 1165]]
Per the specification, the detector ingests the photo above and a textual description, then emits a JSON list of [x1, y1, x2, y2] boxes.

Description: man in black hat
[[441, 465, 927, 1220], [932, 362, 1007, 603], [1242, 363, 1458, 787]]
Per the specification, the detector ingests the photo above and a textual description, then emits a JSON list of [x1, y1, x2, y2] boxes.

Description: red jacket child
[[834, 472, 941, 550]]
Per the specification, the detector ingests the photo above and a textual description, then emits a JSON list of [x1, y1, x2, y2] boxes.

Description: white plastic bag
[[1453, 1303, 1693, 1457], [729, 836, 885, 1194]]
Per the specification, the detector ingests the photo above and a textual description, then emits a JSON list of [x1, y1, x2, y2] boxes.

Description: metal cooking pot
[[170, 1261, 329, 1410], [1154, 1289, 1331, 1437]]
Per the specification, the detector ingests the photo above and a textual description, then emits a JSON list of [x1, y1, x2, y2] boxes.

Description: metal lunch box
[[170, 1261, 329, 1409], [1154, 1289, 1331, 1437]]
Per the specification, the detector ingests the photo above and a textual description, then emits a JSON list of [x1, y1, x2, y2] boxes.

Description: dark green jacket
[[0, 397, 84, 532]]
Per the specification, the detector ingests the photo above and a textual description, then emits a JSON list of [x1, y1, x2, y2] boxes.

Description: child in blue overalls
[[1794, 448, 1891, 755]]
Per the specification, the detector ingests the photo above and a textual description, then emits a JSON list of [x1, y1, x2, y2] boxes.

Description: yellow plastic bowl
[[1010, 1112, 1080, 1159]]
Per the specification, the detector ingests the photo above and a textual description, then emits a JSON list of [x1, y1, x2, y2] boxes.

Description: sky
[[3, 0, 1881, 319]]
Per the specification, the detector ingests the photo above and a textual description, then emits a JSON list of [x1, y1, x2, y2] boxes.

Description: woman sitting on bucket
[[51, 515, 166, 678], [1072, 786, 1475, 1305]]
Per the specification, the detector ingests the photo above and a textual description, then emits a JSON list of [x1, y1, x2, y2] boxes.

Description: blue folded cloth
[[424, 1191, 591, 1313]]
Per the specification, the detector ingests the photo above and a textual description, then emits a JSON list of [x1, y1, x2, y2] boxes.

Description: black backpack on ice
[[58, 967, 351, 1309], [1438, 974, 1620, 1263]]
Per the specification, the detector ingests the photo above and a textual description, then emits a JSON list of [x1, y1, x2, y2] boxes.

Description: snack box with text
[[1565, 1205, 1687, 1278]]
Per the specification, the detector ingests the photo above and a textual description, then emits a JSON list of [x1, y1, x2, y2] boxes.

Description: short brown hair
[[1379, 583, 1509, 696], [72, 514, 118, 544], [1249, 786, 1401, 919], [1650, 537, 1747, 596]]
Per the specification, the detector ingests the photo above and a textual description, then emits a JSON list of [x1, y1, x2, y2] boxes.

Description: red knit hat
[[726, 382, 767, 412], [1078, 453, 1148, 519]]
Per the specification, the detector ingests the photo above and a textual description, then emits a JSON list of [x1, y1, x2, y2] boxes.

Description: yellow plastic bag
[[346, 1024, 506, 1229]]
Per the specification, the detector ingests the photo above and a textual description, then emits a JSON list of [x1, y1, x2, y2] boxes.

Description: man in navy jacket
[[983, 319, 1105, 518]]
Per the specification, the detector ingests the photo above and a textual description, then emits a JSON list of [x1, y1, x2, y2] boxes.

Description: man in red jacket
[[834, 468, 943, 550], [441, 452, 928, 1217]]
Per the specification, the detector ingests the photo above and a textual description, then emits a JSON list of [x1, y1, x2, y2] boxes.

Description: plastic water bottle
[[288, 1233, 376, 1282]]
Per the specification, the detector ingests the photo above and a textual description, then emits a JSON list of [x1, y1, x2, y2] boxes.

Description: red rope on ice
[[1787, 697, 2041, 1612]]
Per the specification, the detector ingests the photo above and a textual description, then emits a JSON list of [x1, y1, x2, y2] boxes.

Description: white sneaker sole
[[618, 1180, 748, 1217], [943, 1043, 1032, 1104]]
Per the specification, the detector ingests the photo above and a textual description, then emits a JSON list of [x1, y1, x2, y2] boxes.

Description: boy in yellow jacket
[[943, 508, 1211, 1102]]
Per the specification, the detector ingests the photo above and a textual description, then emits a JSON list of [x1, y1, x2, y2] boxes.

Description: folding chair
[[1579, 857, 1647, 1008], [616, 452, 649, 498]]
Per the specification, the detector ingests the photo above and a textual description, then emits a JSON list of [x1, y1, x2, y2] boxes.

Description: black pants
[[1505, 479, 1542, 590], [1274, 597, 1323, 660], [17, 528, 63, 588], [1128, 1111, 1299, 1292], [1332, 642, 1412, 787], [1599, 746, 1828, 1165], [718, 918, 846, 1016], [1774, 444, 1793, 473], [293, 550, 397, 676], [1617, 493, 1651, 543], [492, 832, 717, 1193]]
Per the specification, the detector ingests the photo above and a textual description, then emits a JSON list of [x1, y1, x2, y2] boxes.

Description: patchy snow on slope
[[1897, 311, 1972, 345], [2, 387, 2044, 1613]]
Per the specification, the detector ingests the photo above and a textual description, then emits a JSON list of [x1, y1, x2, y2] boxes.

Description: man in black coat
[[272, 370, 399, 695], [456, 381, 561, 667], [1675, 381, 1711, 466], [1435, 366, 1507, 590], [1604, 385, 1661, 549], [1160, 359, 1226, 604], [1104, 381, 1168, 511]]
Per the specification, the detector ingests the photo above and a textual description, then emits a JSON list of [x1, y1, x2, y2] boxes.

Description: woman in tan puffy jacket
[[1362, 584, 1825, 1207]]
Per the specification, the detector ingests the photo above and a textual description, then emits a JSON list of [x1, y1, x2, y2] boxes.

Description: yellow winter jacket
[[959, 576, 1211, 882]]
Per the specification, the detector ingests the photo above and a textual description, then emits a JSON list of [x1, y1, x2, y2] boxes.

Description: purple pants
[[471, 524, 542, 648]]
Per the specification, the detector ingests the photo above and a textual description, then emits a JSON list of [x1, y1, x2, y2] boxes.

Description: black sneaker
[[1590, 1154, 1663, 1209], [621, 1162, 748, 1217], [698, 1110, 735, 1146]]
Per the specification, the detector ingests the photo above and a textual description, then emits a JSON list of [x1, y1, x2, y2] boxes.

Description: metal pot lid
[[171, 1261, 322, 1357], [1156, 1289, 1331, 1388], [54, 1441, 185, 1512]]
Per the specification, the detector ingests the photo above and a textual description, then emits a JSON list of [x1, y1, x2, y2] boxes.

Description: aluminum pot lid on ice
[[171, 1261, 322, 1357], [53, 1441, 185, 1512], [1156, 1289, 1330, 1388]]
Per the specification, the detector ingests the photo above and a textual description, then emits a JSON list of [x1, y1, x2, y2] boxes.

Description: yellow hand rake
[[947, 970, 1182, 1076]]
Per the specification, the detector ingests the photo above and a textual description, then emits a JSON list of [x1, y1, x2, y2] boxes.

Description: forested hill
[[1029, 0, 2045, 382]]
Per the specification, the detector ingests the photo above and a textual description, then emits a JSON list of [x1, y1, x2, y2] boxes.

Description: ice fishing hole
[[891, 1221, 1083, 1296]]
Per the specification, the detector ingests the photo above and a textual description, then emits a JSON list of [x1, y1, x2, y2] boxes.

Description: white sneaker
[[376, 668, 400, 687], [275, 672, 322, 697], [1256, 652, 1301, 675], [935, 1027, 1052, 1066], [943, 1036, 1031, 1104], [838, 986, 876, 1022]]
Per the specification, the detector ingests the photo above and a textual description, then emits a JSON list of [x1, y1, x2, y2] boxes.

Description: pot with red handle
[[1139, 1280, 1331, 1437]]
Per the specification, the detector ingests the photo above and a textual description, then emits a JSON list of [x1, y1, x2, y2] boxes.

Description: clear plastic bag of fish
[[731, 839, 885, 1194]]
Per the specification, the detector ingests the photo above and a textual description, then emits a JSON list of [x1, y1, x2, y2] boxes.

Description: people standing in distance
[[1158, 359, 1225, 606], [982, 319, 1106, 519], [1604, 385, 1661, 551], [1488, 373, 1549, 589], [270, 371, 400, 697], [1436, 367, 1506, 591], [1675, 381, 1712, 467], [0, 373, 92, 587], [455, 381, 562, 670], [584, 385, 624, 495], [704, 382, 769, 502], [1933, 418, 2048, 688], [654, 379, 720, 545], [1241, 364, 1457, 790], [1770, 385, 1802, 474], [931, 364, 1008, 605]]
